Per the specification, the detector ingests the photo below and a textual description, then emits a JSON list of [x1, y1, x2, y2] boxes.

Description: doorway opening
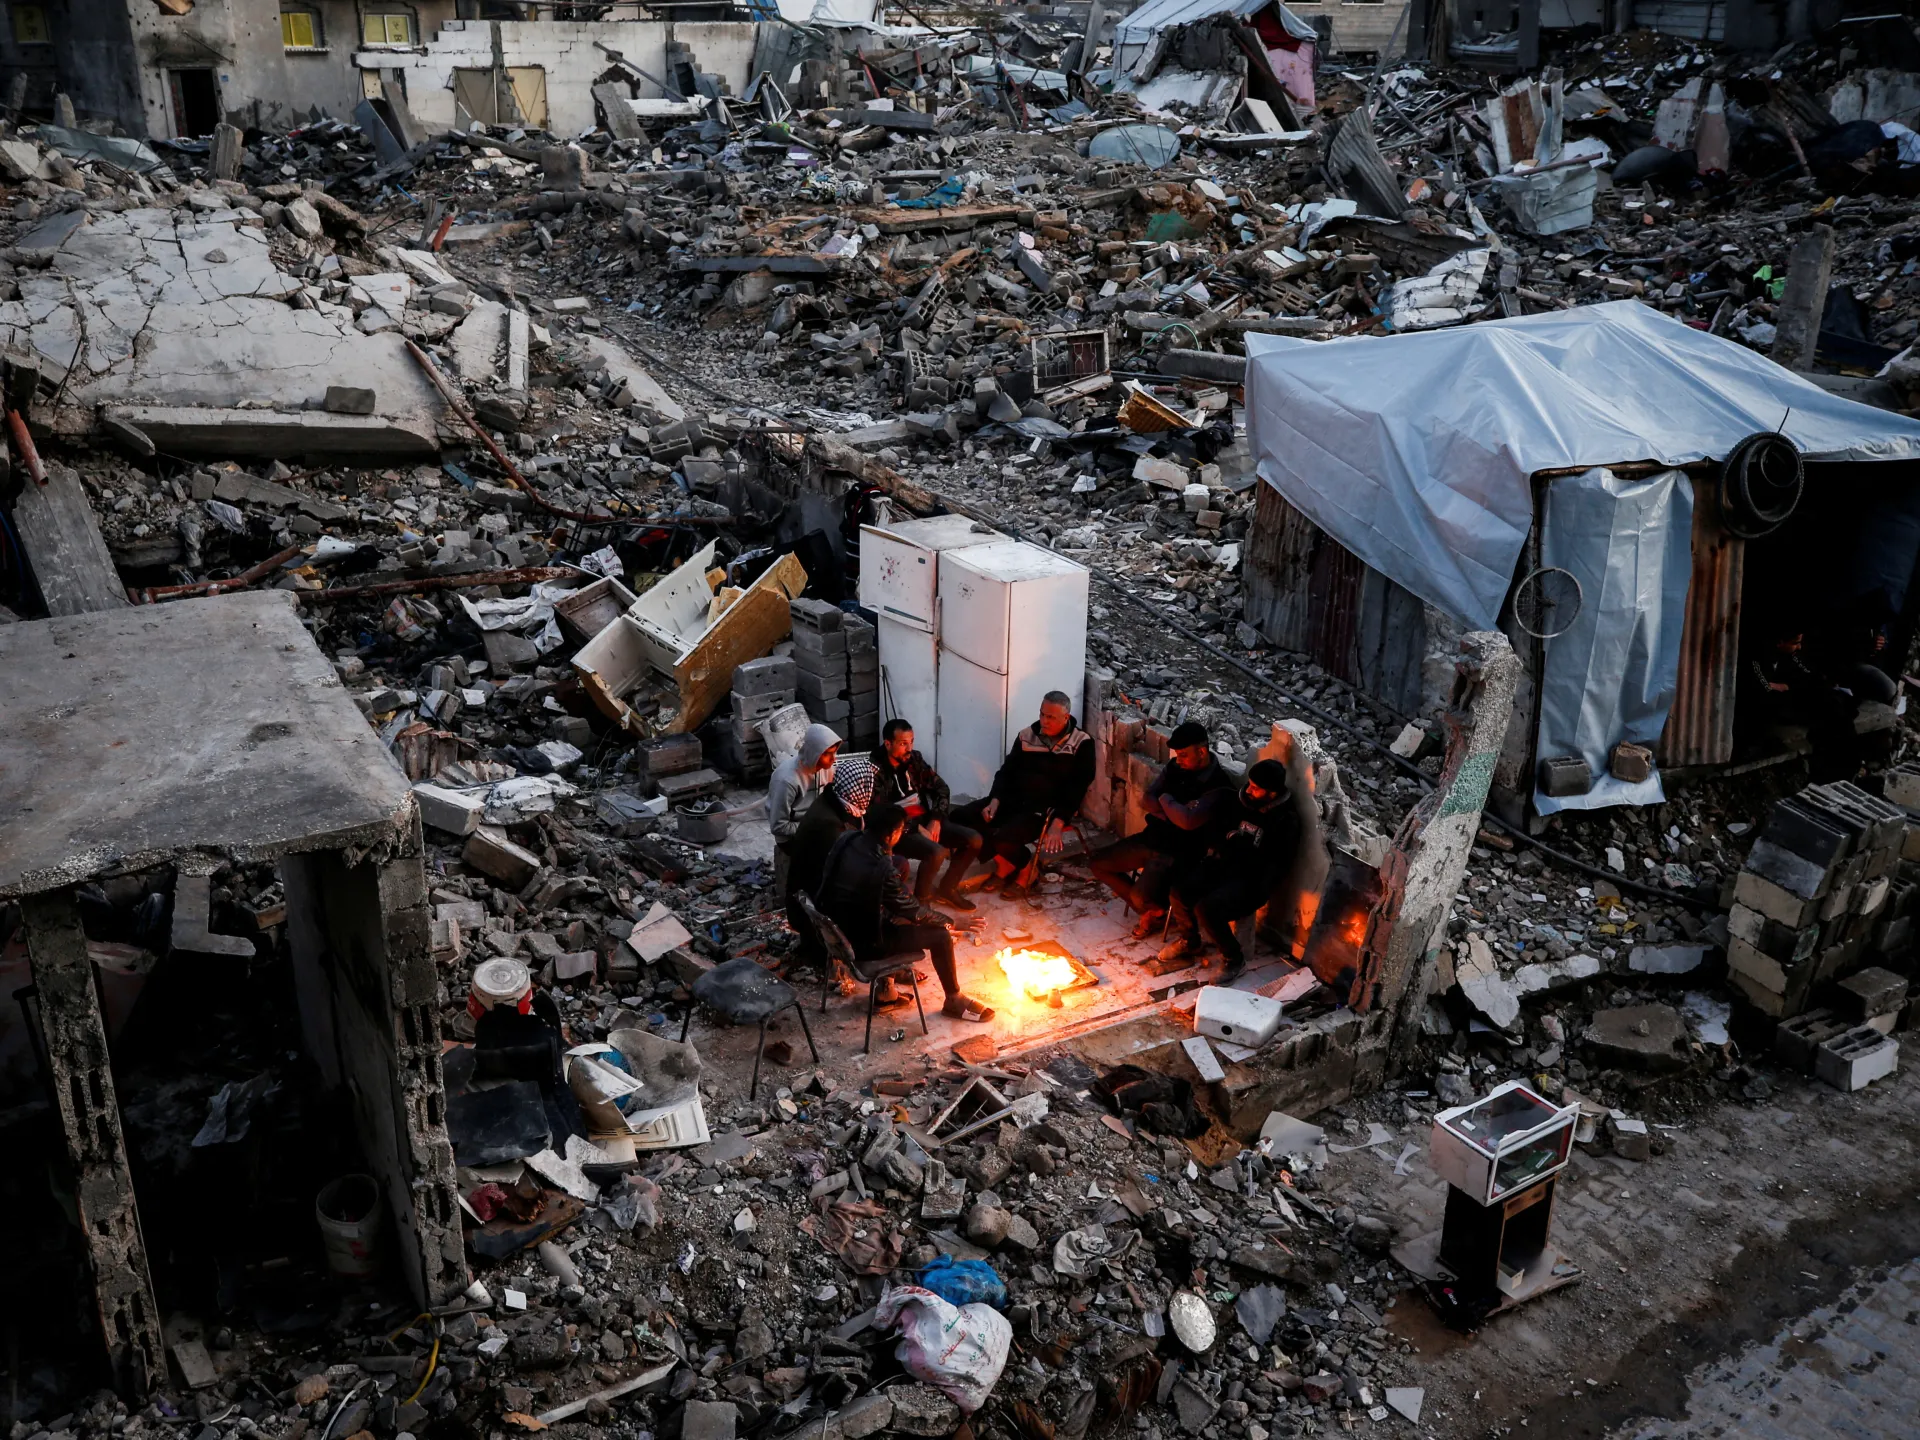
[[166, 68, 219, 137]]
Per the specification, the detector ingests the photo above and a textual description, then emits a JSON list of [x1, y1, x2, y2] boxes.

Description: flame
[[996, 947, 1078, 997]]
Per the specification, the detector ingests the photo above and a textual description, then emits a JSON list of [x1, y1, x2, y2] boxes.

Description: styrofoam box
[[1194, 986, 1284, 1047]]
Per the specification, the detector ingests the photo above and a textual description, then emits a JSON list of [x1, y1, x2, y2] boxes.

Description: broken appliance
[[861, 529, 1089, 800], [573, 540, 807, 734], [1427, 1081, 1580, 1314]]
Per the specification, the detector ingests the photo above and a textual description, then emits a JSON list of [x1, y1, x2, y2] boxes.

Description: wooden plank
[[10, 462, 129, 614]]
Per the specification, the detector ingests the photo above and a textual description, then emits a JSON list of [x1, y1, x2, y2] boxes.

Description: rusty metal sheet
[[1659, 477, 1744, 768]]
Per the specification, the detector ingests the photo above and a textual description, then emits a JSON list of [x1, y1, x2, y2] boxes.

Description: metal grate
[[1030, 329, 1111, 391]]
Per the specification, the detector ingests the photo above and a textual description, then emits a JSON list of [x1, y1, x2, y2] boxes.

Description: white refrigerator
[[858, 514, 1003, 766], [934, 541, 1090, 802]]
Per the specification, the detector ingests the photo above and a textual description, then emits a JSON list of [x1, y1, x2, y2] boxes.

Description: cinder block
[[796, 669, 848, 703], [1733, 868, 1819, 929], [789, 597, 844, 632], [1834, 966, 1909, 1022], [1774, 1006, 1849, 1072], [733, 655, 798, 696], [792, 626, 849, 659], [414, 782, 484, 836], [1814, 1025, 1899, 1092], [733, 689, 791, 723], [1744, 837, 1832, 901], [1884, 762, 1920, 810], [638, 733, 703, 777]]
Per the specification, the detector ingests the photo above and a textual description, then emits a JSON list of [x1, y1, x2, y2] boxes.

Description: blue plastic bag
[[918, 1256, 1007, 1310]]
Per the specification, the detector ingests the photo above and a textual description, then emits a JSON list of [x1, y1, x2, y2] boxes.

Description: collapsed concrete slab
[[2, 207, 444, 459], [0, 591, 467, 1392]]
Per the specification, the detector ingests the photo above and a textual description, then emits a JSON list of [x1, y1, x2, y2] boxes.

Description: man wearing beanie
[[1090, 720, 1237, 935], [1159, 758, 1301, 977]]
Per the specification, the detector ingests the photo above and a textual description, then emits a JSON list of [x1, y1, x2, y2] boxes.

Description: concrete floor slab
[[4, 206, 445, 458], [0, 590, 414, 898]]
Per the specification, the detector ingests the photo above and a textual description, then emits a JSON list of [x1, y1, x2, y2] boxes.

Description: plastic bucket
[[757, 702, 812, 766], [469, 957, 533, 1020], [315, 1173, 382, 1277]]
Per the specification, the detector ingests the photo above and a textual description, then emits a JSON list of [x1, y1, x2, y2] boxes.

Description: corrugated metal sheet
[[1244, 483, 1428, 714], [1632, 0, 1727, 42], [1659, 476, 1744, 767]]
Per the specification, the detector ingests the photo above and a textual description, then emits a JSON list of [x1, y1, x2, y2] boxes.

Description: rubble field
[[7, 11, 1920, 1440]]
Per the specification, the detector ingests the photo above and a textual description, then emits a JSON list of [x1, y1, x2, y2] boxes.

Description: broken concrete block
[[680, 1400, 738, 1440], [833, 1393, 891, 1439], [284, 197, 323, 239], [1610, 1115, 1650, 1160], [886, 1385, 960, 1437], [414, 783, 483, 837], [1609, 741, 1654, 782], [324, 385, 376, 415], [1582, 1003, 1690, 1072], [463, 827, 542, 889]]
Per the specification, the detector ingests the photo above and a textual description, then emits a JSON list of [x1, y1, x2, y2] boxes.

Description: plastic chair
[[678, 955, 817, 1100], [794, 891, 929, 1054]]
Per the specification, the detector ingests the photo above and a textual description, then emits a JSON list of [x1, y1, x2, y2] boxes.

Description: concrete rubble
[[6, 9, 1920, 1440]]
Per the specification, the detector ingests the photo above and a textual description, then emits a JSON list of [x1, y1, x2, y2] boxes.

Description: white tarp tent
[[1245, 302, 1920, 632], [1245, 302, 1920, 810]]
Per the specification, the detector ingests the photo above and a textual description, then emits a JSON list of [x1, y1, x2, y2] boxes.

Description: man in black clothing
[[1090, 721, 1237, 936], [817, 803, 994, 1022], [871, 719, 983, 910], [785, 756, 873, 961], [950, 691, 1096, 898], [1159, 759, 1301, 976]]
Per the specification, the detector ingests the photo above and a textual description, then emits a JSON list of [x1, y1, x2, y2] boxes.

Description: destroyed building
[[4, 3, 1920, 1440]]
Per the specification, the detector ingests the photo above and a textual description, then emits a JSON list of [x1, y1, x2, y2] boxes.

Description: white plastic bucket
[[315, 1173, 382, 1277]]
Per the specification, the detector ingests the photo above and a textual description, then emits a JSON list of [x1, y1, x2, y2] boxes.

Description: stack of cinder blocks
[[846, 614, 878, 751], [731, 655, 796, 782], [1729, 780, 1912, 1020], [791, 598, 852, 732]]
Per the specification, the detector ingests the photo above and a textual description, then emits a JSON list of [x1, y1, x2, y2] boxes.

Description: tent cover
[[1245, 302, 1920, 632]]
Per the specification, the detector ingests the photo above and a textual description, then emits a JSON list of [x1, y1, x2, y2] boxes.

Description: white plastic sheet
[[1532, 468, 1692, 814], [1245, 302, 1920, 630]]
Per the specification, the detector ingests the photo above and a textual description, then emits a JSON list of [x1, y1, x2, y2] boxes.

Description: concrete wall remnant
[[1, 592, 468, 1389]]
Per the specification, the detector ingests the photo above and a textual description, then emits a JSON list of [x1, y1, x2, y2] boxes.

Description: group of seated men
[[766, 691, 1306, 1022]]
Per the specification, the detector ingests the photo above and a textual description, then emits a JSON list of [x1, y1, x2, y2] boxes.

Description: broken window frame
[[280, 6, 323, 51], [360, 8, 415, 46]]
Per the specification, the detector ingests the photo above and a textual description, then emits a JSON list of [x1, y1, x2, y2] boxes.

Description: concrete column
[[296, 811, 466, 1309], [1371, 630, 1520, 1056], [1772, 224, 1835, 373], [21, 891, 165, 1398]]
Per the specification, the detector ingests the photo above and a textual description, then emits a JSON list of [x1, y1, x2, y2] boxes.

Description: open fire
[[996, 946, 1081, 1001]]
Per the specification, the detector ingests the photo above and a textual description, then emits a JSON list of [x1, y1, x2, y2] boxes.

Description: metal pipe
[[296, 565, 575, 603], [7, 409, 46, 486], [132, 543, 305, 604]]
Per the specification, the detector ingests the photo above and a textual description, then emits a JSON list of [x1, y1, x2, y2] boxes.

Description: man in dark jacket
[[786, 755, 874, 960], [950, 691, 1096, 898], [817, 803, 994, 1022], [871, 719, 983, 910], [1091, 721, 1237, 936], [1159, 759, 1302, 976]]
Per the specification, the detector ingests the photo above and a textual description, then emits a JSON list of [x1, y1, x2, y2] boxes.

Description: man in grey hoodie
[[769, 722, 840, 895]]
